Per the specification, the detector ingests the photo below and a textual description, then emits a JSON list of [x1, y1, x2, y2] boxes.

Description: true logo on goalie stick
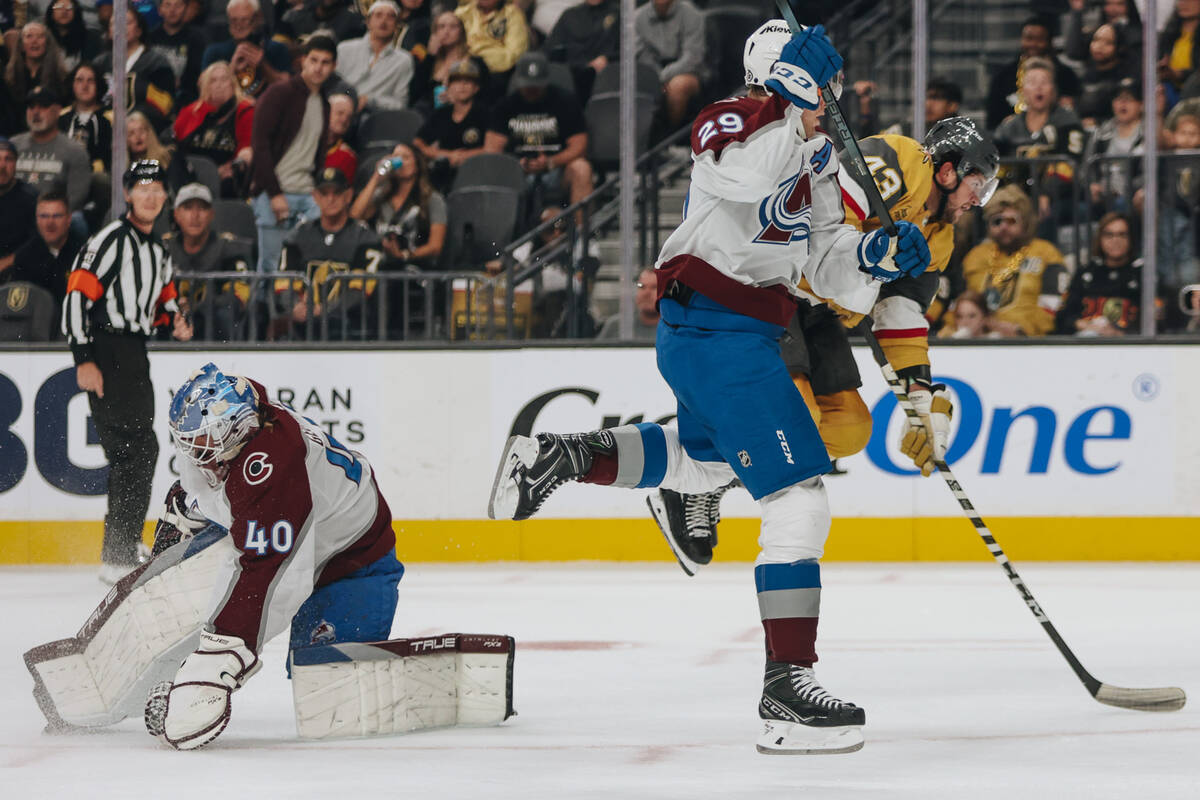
[[411, 636, 456, 652], [242, 451, 273, 485]]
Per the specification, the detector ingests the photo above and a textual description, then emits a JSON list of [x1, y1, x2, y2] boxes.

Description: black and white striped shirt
[[61, 217, 180, 364]]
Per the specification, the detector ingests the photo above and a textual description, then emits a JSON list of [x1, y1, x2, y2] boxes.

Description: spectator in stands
[[396, 0, 432, 55], [530, 0, 579, 42], [596, 266, 658, 341], [413, 10, 483, 111], [1084, 76, 1144, 213], [59, 63, 112, 174], [126, 111, 174, 171], [250, 34, 337, 272], [324, 91, 358, 183], [4, 185, 82, 304], [94, 8, 177, 131], [925, 76, 963, 127], [413, 58, 488, 191], [1143, 109, 1200, 295], [513, 205, 600, 339], [634, 0, 704, 130], [986, 16, 1082, 130], [174, 60, 255, 197], [5, 21, 69, 122], [44, 0, 100, 72], [350, 142, 446, 269], [1158, 0, 1200, 98], [0, 138, 37, 274], [937, 290, 994, 339], [281, 0, 365, 42], [163, 182, 254, 341], [1076, 22, 1138, 129], [1056, 210, 1147, 336], [279, 166, 383, 338], [1063, 0, 1142, 65], [457, 0, 529, 94], [338, 0, 415, 112], [486, 51, 593, 212], [545, 0, 620, 104], [12, 88, 90, 219], [993, 57, 1085, 240], [942, 185, 1069, 338], [147, 0, 209, 107], [202, 0, 291, 99]]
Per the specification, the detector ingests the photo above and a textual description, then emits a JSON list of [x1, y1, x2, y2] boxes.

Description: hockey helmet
[[168, 363, 261, 469], [743, 20, 842, 98], [123, 159, 168, 190], [923, 116, 999, 204]]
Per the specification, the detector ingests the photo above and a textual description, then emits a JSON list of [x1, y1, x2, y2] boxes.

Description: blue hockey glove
[[857, 221, 931, 282], [781, 25, 843, 90], [764, 63, 820, 110]]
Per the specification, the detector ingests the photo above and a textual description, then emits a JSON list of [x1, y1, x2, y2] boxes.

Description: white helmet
[[743, 20, 844, 98], [743, 19, 792, 87]]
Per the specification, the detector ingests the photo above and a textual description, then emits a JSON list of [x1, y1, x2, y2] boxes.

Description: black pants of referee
[[87, 330, 159, 566]]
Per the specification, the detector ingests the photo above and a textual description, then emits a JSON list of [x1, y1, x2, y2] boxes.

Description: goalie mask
[[169, 363, 261, 470], [743, 20, 842, 99]]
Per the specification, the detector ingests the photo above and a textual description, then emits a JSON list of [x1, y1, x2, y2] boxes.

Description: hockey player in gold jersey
[[650, 117, 1000, 574]]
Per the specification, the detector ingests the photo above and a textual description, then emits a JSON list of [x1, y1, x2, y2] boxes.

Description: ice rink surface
[[4, 560, 1198, 799]]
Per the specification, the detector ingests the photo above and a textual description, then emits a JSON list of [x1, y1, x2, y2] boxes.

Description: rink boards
[[1, 344, 1198, 563]]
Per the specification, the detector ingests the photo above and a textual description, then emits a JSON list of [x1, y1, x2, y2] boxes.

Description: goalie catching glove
[[151, 481, 210, 556], [145, 629, 261, 750], [898, 381, 953, 477]]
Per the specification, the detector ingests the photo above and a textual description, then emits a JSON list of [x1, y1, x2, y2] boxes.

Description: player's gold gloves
[[898, 381, 953, 477]]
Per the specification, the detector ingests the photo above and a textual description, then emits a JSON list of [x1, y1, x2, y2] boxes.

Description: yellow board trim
[[2, 518, 1198, 564]]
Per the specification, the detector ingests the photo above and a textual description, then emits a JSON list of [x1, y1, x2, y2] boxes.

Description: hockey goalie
[[25, 363, 515, 749]]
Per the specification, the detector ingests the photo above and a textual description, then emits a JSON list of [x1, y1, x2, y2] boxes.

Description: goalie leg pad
[[23, 526, 232, 731], [290, 634, 515, 740]]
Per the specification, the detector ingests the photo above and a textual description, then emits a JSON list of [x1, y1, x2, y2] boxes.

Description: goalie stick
[[774, 0, 1186, 713]]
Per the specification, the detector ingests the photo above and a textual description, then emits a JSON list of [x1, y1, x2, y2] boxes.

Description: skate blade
[[645, 493, 698, 577], [487, 436, 539, 520], [755, 719, 865, 755]]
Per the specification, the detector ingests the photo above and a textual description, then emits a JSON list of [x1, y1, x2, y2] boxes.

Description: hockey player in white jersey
[[488, 22, 930, 754], [146, 363, 403, 749]]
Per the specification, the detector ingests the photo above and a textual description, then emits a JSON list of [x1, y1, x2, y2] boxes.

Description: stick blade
[[1094, 683, 1187, 712]]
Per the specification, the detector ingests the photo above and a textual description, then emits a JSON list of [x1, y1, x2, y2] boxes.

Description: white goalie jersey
[[176, 382, 396, 653], [654, 93, 876, 325]]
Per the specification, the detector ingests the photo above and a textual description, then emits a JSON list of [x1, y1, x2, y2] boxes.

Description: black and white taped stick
[[774, 0, 1185, 712], [861, 328, 1184, 712]]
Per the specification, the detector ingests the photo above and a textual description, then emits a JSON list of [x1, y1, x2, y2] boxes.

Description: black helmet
[[924, 116, 999, 201], [123, 159, 167, 190]]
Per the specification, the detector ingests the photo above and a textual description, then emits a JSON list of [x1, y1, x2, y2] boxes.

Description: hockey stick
[[774, 0, 1185, 713]]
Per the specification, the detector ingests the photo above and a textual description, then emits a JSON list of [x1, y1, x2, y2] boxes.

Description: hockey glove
[[857, 222, 931, 282], [151, 480, 209, 556], [147, 630, 261, 750], [764, 63, 820, 111], [781, 25, 843, 90], [898, 381, 953, 477]]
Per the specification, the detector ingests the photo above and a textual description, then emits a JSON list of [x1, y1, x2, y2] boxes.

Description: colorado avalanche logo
[[243, 451, 273, 485], [310, 620, 337, 644], [755, 171, 813, 245]]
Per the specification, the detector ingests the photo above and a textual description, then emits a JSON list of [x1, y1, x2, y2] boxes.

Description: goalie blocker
[[289, 634, 516, 739]]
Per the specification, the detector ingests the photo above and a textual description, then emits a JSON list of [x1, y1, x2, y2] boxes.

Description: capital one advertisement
[[1, 345, 1197, 525]]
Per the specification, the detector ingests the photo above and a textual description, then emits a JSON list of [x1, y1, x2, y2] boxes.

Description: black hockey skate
[[488, 432, 613, 520], [646, 481, 739, 576], [757, 660, 865, 755]]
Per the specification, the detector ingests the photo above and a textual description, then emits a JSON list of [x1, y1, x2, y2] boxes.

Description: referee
[[62, 160, 194, 584]]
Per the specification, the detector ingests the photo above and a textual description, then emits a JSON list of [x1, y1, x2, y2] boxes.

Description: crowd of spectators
[[0, 0, 726, 342], [918, 1, 1200, 338], [1, 0, 1199, 341]]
